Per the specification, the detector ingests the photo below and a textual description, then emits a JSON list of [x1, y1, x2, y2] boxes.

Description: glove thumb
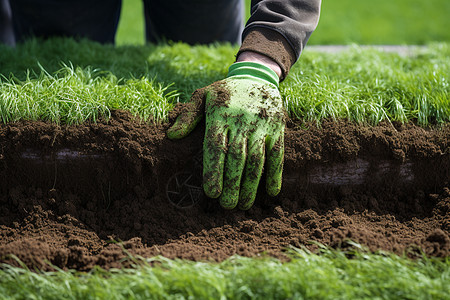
[[167, 88, 207, 139]]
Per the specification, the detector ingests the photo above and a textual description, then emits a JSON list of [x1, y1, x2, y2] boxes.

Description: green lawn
[[1, 39, 448, 126], [1, 247, 449, 299], [116, 0, 450, 45]]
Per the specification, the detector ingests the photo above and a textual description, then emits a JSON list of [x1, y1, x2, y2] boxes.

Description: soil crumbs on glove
[[0, 109, 449, 271]]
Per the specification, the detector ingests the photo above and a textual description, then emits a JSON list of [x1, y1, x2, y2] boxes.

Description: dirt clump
[[0, 110, 449, 270]]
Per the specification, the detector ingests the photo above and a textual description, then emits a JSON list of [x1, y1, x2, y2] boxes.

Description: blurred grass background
[[116, 0, 450, 45]]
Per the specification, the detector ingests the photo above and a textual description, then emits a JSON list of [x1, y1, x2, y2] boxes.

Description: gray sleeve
[[238, 0, 321, 79]]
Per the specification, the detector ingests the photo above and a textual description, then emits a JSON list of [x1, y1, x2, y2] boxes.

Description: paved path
[[305, 45, 427, 56]]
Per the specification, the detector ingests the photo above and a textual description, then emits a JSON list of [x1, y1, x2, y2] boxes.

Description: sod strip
[[0, 65, 178, 124], [0, 40, 449, 125], [1, 248, 448, 299]]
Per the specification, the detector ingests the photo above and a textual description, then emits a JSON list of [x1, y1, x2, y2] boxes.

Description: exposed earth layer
[[0, 109, 449, 271]]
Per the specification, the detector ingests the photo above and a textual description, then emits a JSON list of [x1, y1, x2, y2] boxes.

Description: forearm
[[237, 0, 321, 80]]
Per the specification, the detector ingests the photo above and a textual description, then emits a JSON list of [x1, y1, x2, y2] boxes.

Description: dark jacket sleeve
[[237, 0, 321, 80]]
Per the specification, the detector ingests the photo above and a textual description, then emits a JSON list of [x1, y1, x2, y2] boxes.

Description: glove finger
[[265, 132, 284, 196], [167, 111, 202, 139], [203, 120, 227, 199], [219, 130, 247, 209], [238, 135, 265, 210]]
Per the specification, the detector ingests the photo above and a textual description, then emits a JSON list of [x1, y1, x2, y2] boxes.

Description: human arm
[[238, 0, 321, 80]]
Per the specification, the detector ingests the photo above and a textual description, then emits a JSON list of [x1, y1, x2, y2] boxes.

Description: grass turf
[[1, 247, 449, 299], [116, 0, 450, 45], [0, 39, 449, 126]]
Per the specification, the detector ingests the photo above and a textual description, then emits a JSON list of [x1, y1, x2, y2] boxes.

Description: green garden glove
[[167, 61, 285, 210]]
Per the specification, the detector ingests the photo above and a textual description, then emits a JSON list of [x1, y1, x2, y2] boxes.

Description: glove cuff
[[227, 62, 279, 88]]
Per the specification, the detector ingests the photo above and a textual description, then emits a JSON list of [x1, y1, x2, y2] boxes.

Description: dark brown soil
[[0, 110, 449, 271]]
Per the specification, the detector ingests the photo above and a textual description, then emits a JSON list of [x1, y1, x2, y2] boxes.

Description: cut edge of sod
[[1, 243, 449, 299]]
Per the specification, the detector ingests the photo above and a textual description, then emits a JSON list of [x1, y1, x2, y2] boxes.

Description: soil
[[0, 109, 449, 271]]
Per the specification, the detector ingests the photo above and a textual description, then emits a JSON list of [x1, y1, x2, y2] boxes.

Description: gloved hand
[[167, 61, 285, 210]]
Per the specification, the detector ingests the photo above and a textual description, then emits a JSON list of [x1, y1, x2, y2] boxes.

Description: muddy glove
[[167, 61, 285, 210]]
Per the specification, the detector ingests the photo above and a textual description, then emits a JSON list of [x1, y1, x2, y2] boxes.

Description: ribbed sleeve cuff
[[237, 27, 296, 81]]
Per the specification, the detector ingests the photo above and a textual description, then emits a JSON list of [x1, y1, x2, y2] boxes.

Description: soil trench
[[0, 110, 449, 271]]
